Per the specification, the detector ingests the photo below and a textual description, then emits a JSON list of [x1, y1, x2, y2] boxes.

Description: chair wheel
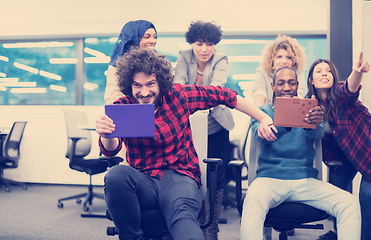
[[58, 202, 64, 208], [23, 185, 27, 190], [107, 227, 118, 236], [76, 199, 82, 204], [5, 188, 11, 192], [83, 205, 90, 211]]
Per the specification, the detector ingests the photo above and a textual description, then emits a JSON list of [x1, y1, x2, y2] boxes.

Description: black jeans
[[104, 165, 204, 240], [207, 128, 230, 189]]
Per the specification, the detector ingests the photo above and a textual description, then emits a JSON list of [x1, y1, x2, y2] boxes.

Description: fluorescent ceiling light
[[84, 56, 110, 64], [49, 58, 77, 64], [238, 81, 253, 90], [13, 62, 39, 74], [50, 85, 67, 92], [108, 37, 118, 43], [85, 38, 99, 44], [0, 55, 9, 62], [0, 86, 7, 91], [220, 39, 272, 45], [10, 88, 46, 93], [3, 41, 74, 48], [83, 82, 99, 91], [232, 74, 256, 81], [84, 47, 107, 57], [0, 77, 18, 82], [242, 90, 253, 99], [0, 82, 36, 87], [228, 56, 261, 63], [39, 70, 62, 81], [0, 72, 8, 77]]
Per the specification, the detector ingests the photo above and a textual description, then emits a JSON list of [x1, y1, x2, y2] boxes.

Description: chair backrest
[[247, 128, 323, 185], [63, 109, 91, 158], [3, 121, 28, 167]]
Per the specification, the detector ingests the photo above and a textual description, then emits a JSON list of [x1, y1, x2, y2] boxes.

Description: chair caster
[[83, 205, 90, 211], [6, 188, 11, 192], [107, 227, 118, 236], [23, 185, 27, 190], [58, 202, 64, 208], [76, 198, 82, 204]]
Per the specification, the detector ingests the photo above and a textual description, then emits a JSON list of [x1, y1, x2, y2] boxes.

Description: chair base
[[57, 180, 105, 216], [0, 176, 27, 192]]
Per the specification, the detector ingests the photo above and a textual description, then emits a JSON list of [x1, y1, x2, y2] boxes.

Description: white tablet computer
[[105, 104, 155, 138]]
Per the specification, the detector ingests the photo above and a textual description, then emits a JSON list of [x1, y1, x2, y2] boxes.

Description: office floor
[[0, 183, 332, 240]]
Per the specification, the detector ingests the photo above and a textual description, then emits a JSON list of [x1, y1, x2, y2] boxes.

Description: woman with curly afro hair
[[174, 20, 233, 240], [252, 34, 307, 106]]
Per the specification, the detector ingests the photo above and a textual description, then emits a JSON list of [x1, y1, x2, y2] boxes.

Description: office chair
[[0, 121, 28, 192], [106, 158, 223, 239], [222, 122, 251, 211], [230, 128, 331, 240], [57, 109, 122, 213]]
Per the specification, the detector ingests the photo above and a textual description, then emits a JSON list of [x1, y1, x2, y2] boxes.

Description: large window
[[0, 35, 327, 105], [0, 41, 77, 104]]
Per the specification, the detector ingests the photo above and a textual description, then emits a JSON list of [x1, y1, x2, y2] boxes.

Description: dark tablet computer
[[105, 104, 155, 138], [274, 97, 318, 129]]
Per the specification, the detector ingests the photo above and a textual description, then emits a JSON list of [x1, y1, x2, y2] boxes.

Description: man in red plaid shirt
[[96, 47, 276, 240]]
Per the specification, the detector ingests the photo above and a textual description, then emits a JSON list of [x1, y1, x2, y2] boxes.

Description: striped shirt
[[100, 84, 238, 187]]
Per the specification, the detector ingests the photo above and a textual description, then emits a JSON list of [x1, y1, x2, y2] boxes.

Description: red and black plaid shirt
[[100, 84, 237, 187], [323, 81, 371, 183]]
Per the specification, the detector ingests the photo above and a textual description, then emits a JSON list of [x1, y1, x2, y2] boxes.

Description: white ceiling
[[0, 0, 328, 38]]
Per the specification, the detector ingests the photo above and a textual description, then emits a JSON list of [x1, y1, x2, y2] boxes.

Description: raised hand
[[353, 52, 370, 73]]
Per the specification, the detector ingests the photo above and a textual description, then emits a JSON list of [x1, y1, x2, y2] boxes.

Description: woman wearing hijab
[[105, 20, 157, 104]]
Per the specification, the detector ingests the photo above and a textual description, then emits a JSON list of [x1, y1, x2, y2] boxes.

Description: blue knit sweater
[[251, 104, 324, 180]]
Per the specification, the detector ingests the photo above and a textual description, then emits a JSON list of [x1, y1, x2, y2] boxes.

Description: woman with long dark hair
[[306, 52, 370, 240]]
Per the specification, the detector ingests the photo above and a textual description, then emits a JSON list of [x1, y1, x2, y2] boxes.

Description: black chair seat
[[265, 202, 328, 231], [70, 158, 109, 175]]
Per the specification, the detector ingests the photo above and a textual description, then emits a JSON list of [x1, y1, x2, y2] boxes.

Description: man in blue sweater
[[240, 67, 361, 240]]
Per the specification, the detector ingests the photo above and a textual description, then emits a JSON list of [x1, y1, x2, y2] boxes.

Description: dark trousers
[[359, 177, 371, 240], [104, 165, 204, 240], [331, 150, 357, 232], [330, 149, 371, 240], [207, 128, 230, 189]]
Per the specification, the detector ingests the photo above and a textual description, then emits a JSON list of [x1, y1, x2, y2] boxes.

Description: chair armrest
[[228, 160, 244, 215], [324, 160, 342, 184], [324, 160, 342, 168], [200, 158, 222, 229], [228, 160, 245, 167]]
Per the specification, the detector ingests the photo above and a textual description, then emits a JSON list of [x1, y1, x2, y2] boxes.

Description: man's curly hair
[[260, 34, 306, 76], [185, 20, 223, 44], [115, 47, 174, 99]]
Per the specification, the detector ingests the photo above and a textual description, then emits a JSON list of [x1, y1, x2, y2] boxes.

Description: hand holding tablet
[[274, 97, 318, 129], [104, 104, 155, 138]]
